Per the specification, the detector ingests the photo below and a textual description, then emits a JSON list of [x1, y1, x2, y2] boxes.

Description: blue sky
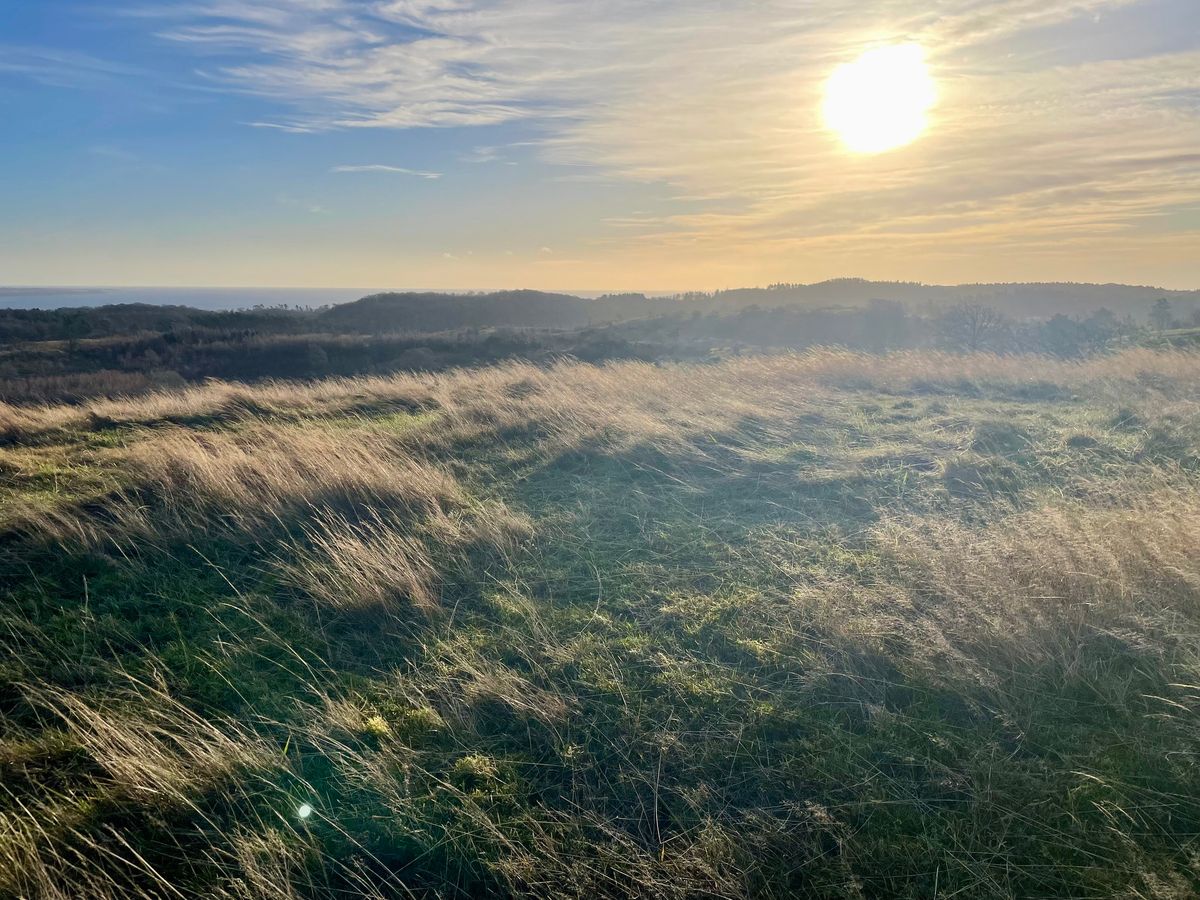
[[2, 0, 1198, 290]]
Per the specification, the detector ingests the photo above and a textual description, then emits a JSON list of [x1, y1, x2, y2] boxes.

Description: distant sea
[[0, 286, 631, 310], [0, 287, 383, 311]]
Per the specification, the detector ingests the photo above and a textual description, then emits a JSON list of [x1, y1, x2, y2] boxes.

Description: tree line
[[0, 292, 1194, 403]]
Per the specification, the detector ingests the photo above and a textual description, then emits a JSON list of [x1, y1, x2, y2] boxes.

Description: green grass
[[2, 351, 1200, 898]]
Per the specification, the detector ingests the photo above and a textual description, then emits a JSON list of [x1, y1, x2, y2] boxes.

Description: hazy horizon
[[5, 275, 1200, 293], [3, 277, 1200, 313]]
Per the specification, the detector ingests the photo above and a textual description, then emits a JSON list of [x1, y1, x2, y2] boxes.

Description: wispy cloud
[[459, 145, 502, 164], [88, 144, 140, 162], [246, 121, 318, 133], [0, 44, 142, 90], [141, 0, 1200, 276], [331, 164, 442, 179]]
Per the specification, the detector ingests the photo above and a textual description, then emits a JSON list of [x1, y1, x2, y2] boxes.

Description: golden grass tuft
[[277, 509, 444, 613], [1, 676, 278, 900], [30, 424, 464, 549], [871, 480, 1200, 688], [276, 501, 531, 615], [21, 674, 274, 807]]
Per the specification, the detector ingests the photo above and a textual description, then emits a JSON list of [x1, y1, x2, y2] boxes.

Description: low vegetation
[[3, 347, 1200, 897]]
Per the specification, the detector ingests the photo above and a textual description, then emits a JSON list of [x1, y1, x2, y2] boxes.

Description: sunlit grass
[[2, 349, 1200, 897]]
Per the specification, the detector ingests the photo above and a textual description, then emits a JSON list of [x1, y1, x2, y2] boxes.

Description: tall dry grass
[[5, 347, 1200, 448], [22, 676, 274, 806], [31, 424, 460, 544], [21, 421, 531, 616], [0, 674, 280, 900], [874, 480, 1200, 689], [783, 472, 1200, 722], [276, 504, 530, 614]]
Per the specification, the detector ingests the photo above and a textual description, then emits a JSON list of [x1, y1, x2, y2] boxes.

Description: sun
[[823, 44, 936, 154]]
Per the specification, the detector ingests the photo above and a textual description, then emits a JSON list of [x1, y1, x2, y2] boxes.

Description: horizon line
[[2, 279, 1197, 294]]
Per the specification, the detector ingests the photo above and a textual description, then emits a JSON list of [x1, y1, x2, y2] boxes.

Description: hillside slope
[[2, 349, 1200, 898], [3, 280, 1197, 344], [689, 279, 1200, 318]]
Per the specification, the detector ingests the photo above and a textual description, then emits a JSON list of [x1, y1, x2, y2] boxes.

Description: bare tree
[[936, 303, 1009, 352], [1151, 298, 1174, 332]]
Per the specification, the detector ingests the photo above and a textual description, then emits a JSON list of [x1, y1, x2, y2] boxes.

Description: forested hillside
[[2, 283, 1198, 403]]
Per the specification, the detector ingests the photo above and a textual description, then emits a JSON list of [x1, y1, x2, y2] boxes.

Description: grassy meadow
[[2, 348, 1200, 898]]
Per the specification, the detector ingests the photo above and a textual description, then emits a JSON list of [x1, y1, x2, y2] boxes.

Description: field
[[2, 348, 1200, 898]]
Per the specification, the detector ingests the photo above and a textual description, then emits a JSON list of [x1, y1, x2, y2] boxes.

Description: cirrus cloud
[[331, 164, 442, 178], [144, 0, 1200, 281]]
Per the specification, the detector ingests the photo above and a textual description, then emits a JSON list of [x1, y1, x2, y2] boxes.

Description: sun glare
[[823, 44, 936, 154]]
